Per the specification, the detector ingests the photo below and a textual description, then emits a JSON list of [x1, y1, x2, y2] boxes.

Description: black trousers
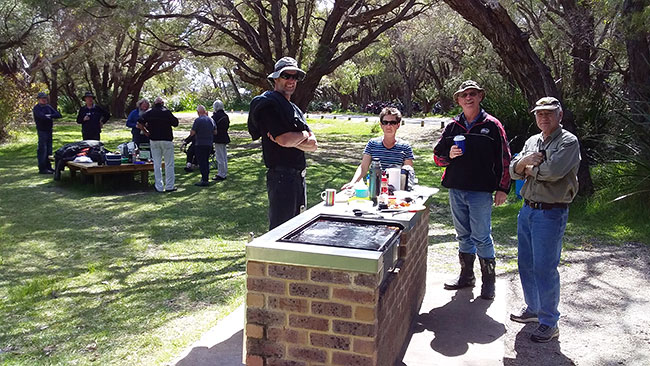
[[82, 130, 100, 141], [266, 167, 306, 230], [195, 145, 211, 182]]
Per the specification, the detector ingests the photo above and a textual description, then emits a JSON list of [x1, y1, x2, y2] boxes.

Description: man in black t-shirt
[[250, 57, 318, 229]]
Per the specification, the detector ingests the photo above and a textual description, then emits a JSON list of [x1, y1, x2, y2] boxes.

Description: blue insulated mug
[[453, 135, 466, 153]]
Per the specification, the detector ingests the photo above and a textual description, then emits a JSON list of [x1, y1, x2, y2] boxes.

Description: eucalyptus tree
[[145, 0, 431, 111]]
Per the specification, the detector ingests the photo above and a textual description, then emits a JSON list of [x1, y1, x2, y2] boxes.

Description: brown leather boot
[[444, 252, 476, 290]]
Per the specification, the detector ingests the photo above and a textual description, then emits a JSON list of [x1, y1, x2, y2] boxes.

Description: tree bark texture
[[623, 0, 650, 120]]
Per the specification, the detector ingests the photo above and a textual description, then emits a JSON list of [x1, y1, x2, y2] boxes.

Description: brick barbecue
[[245, 190, 434, 366]]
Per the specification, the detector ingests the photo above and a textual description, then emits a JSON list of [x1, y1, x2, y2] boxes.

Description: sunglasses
[[459, 91, 479, 98], [279, 73, 302, 80], [380, 120, 399, 126]]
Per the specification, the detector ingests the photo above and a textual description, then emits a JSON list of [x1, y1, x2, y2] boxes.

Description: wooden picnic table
[[60, 160, 162, 186]]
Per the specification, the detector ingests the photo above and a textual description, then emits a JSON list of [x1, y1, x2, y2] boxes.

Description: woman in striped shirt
[[342, 107, 414, 190]]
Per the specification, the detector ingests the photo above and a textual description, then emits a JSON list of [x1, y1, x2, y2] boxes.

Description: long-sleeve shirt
[[510, 126, 581, 204], [140, 104, 179, 141], [33, 104, 62, 132], [76, 104, 110, 137], [433, 110, 511, 193]]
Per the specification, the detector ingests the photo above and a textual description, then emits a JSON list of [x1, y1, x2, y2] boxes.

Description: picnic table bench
[[53, 158, 162, 186]]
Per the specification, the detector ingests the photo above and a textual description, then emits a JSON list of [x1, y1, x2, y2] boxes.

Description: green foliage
[[57, 95, 80, 114], [0, 76, 42, 142], [166, 92, 199, 112], [479, 80, 532, 153]]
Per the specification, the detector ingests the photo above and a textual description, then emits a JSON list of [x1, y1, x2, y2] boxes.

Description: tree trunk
[[50, 66, 59, 110], [560, 0, 595, 90], [226, 68, 242, 102], [623, 0, 650, 119], [443, 0, 594, 195]]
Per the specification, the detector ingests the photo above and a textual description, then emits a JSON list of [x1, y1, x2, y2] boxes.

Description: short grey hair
[[197, 105, 207, 114], [154, 97, 164, 105], [136, 98, 150, 108], [213, 99, 224, 112]]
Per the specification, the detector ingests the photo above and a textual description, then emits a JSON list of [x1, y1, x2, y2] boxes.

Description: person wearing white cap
[[433, 80, 511, 300], [509, 97, 580, 343], [33, 92, 62, 174], [247, 56, 318, 229]]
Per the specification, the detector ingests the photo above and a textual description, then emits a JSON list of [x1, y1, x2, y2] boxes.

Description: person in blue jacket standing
[[33, 92, 62, 174], [76, 91, 110, 141], [126, 98, 150, 144]]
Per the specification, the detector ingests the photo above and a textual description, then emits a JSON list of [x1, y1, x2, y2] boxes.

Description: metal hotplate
[[279, 215, 402, 251]]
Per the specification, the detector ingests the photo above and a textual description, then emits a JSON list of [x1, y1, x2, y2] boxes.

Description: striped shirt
[[363, 137, 414, 169]]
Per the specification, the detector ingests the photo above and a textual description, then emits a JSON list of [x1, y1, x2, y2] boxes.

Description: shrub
[[480, 84, 531, 153], [58, 95, 80, 114], [0, 76, 42, 142]]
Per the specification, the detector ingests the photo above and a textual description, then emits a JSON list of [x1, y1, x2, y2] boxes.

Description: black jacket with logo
[[433, 110, 511, 193]]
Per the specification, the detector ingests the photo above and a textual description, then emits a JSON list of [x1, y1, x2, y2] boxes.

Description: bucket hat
[[267, 57, 306, 80], [530, 97, 561, 113], [453, 80, 484, 101]]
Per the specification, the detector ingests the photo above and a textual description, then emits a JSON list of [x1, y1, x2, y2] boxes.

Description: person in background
[[341, 107, 414, 190], [76, 91, 110, 141], [211, 99, 230, 181], [182, 105, 216, 187], [139, 97, 179, 192], [433, 80, 511, 300], [248, 56, 317, 230], [182, 136, 197, 173], [33, 92, 62, 174], [509, 97, 580, 343], [126, 98, 150, 144]]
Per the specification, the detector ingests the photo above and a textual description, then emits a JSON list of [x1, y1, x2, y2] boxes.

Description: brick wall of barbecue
[[377, 208, 429, 366], [245, 208, 429, 366]]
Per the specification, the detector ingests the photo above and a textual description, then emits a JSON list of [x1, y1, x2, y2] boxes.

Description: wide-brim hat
[[82, 91, 95, 99], [267, 57, 306, 80], [530, 97, 561, 113], [453, 80, 484, 101], [37, 92, 48, 99]]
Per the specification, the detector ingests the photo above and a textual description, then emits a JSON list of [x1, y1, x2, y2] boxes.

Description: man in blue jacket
[[76, 91, 110, 141], [33, 92, 62, 174]]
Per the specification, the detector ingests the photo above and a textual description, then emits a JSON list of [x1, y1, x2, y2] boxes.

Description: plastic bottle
[[381, 173, 389, 195], [368, 158, 382, 202]]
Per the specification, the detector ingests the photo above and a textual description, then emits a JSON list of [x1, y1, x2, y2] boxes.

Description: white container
[[386, 167, 401, 190]]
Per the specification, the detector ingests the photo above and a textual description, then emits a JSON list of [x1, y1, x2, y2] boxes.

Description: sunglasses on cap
[[380, 120, 399, 126], [279, 73, 302, 80]]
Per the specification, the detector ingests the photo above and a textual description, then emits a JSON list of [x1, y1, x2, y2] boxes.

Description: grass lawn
[[1, 115, 648, 365]]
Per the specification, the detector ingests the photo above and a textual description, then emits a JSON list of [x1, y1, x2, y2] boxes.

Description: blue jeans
[[449, 189, 495, 259], [37, 130, 53, 171], [517, 203, 568, 328]]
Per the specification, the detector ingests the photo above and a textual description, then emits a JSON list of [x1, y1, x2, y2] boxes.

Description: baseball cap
[[267, 57, 306, 80], [37, 92, 48, 99], [530, 97, 561, 113]]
